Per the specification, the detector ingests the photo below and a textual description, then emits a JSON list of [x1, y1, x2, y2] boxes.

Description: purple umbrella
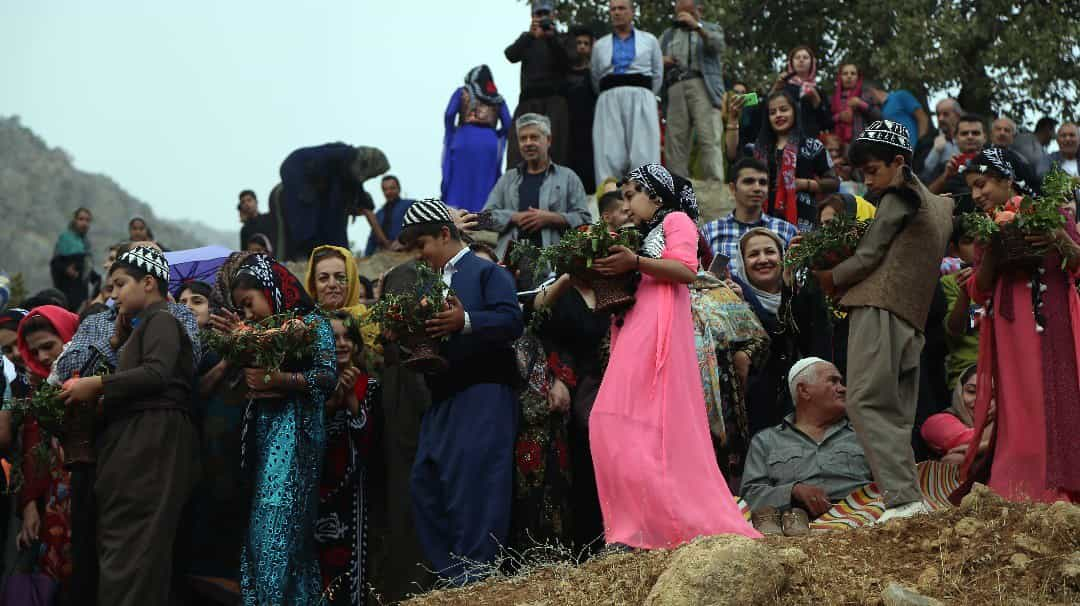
[[164, 245, 234, 296]]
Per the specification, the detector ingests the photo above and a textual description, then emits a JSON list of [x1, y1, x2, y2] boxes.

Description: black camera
[[540, 17, 554, 31]]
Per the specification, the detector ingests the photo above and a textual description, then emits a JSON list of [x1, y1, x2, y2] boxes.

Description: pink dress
[[921, 413, 975, 454], [964, 238, 1080, 503], [589, 212, 761, 548]]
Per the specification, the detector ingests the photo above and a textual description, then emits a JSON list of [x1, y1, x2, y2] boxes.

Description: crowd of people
[[1, 0, 1079, 605]]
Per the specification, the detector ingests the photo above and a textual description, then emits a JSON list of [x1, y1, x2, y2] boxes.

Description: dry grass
[[402, 487, 1080, 606]]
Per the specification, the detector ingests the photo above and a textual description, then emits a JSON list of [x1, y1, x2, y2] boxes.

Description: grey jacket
[[660, 21, 725, 107], [740, 414, 873, 511], [483, 162, 592, 259]]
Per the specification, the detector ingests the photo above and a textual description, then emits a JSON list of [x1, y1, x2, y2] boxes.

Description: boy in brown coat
[[62, 246, 200, 605], [815, 121, 954, 522]]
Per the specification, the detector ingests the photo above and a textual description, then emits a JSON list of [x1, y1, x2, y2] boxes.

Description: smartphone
[[742, 92, 759, 107], [708, 253, 731, 279]]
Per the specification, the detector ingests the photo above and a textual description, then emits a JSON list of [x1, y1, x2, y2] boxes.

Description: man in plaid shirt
[[701, 158, 798, 270]]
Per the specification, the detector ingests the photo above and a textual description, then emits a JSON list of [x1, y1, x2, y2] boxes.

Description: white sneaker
[[876, 500, 932, 524]]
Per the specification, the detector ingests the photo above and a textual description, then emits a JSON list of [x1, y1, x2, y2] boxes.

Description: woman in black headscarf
[[588, 164, 759, 549]]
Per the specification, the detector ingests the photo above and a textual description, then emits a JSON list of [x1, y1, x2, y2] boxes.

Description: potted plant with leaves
[[961, 167, 1076, 271], [369, 261, 453, 373], [203, 311, 319, 396], [785, 214, 873, 272], [512, 220, 642, 313]]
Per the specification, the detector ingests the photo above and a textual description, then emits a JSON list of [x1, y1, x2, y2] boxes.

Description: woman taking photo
[[726, 90, 838, 232], [961, 149, 1080, 502], [590, 164, 759, 549], [213, 253, 337, 605]]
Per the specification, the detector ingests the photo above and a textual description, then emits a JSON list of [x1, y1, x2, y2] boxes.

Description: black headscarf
[[961, 147, 1033, 196], [623, 164, 700, 258]]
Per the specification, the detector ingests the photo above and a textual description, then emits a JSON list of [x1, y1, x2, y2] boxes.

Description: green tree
[[549, 0, 1080, 124]]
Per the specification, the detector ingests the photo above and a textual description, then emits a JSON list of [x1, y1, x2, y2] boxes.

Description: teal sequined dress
[[240, 312, 336, 605]]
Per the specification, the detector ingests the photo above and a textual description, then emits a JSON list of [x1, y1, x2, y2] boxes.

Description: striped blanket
[[732, 461, 961, 531]]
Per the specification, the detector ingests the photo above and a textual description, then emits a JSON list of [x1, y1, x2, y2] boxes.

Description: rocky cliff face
[[0, 116, 234, 294]]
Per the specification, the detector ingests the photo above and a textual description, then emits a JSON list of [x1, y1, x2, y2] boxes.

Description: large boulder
[[644, 535, 785, 606]]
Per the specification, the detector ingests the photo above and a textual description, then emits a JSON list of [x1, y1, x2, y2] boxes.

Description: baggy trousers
[[845, 306, 925, 507], [410, 384, 516, 586], [592, 86, 660, 187], [95, 410, 200, 606], [664, 78, 721, 181]]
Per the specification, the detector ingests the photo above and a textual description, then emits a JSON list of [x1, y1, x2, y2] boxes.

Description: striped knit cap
[[402, 198, 456, 227]]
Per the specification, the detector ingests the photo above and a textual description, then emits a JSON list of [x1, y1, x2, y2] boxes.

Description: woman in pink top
[[921, 366, 993, 465], [591, 164, 760, 549], [961, 149, 1080, 503]]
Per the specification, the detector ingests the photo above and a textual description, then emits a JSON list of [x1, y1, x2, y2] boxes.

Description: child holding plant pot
[[60, 246, 200, 606], [958, 149, 1080, 503], [814, 121, 953, 523]]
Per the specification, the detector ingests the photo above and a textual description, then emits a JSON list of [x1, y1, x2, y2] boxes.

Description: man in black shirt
[[237, 189, 277, 253], [564, 26, 597, 193], [504, 0, 572, 168]]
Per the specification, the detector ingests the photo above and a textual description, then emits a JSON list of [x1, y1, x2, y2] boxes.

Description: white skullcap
[[787, 356, 829, 402]]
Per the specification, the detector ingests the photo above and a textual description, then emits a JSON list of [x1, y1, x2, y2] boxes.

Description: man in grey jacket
[[660, 0, 724, 181], [483, 113, 592, 260]]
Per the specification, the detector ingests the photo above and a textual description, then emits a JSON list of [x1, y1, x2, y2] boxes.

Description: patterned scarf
[[624, 164, 699, 259], [227, 253, 315, 316]]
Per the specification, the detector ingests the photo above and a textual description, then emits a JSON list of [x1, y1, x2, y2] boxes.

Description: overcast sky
[[1, 1, 531, 248]]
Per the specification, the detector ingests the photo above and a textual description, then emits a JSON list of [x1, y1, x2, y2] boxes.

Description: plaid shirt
[[700, 212, 799, 265]]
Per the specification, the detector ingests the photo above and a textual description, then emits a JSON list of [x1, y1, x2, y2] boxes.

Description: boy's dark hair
[[380, 175, 401, 188], [598, 191, 623, 214], [73, 207, 92, 219], [848, 137, 913, 167], [109, 259, 168, 297], [730, 157, 769, 183], [398, 222, 460, 247], [179, 280, 213, 300], [570, 25, 595, 38], [22, 289, 69, 310], [238, 189, 256, 201], [957, 113, 986, 130]]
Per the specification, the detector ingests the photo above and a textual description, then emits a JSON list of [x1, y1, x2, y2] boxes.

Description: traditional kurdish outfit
[[14, 306, 80, 595], [590, 165, 760, 548], [441, 66, 512, 212], [317, 377, 378, 605], [220, 253, 337, 606], [590, 28, 663, 187], [960, 150, 1080, 502], [402, 200, 524, 586], [830, 122, 953, 509], [93, 247, 201, 606]]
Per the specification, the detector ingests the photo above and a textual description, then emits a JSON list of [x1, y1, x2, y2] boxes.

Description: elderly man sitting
[[740, 357, 872, 536]]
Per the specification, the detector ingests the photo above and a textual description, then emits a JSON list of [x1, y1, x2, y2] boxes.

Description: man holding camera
[[505, 0, 572, 169], [660, 0, 725, 181]]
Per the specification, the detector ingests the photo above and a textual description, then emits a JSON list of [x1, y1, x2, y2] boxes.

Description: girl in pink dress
[[591, 164, 760, 549], [961, 149, 1080, 503]]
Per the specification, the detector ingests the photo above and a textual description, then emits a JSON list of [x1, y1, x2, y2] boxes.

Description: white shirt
[[1062, 157, 1078, 177], [441, 246, 472, 334]]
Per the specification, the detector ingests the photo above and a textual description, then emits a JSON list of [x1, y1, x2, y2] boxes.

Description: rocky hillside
[[0, 116, 234, 294], [404, 485, 1079, 605]]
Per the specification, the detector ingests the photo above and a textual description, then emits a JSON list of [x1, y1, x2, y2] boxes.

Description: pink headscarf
[[830, 64, 864, 144], [785, 46, 818, 99], [16, 305, 80, 378]]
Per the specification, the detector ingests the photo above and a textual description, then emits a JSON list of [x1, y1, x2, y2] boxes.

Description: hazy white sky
[[1, 1, 532, 248]]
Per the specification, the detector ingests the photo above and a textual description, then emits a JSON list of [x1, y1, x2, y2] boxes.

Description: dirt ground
[[401, 486, 1080, 606]]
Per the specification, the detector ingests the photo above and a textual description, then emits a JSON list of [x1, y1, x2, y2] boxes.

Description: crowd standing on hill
[[1, 1, 1079, 604]]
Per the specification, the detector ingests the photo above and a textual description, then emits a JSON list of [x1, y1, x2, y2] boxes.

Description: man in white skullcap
[[740, 357, 872, 536]]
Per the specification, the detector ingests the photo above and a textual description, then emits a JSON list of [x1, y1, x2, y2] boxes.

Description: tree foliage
[[549, 0, 1080, 122]]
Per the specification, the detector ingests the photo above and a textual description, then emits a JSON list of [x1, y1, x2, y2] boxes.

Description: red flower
[[516, 439, 543, 475]]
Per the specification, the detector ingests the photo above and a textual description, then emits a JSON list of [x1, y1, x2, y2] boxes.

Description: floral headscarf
[[221, 252, 315, 316]]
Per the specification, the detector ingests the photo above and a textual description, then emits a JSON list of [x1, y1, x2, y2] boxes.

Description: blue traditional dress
[[223, 253, 337, 606], [440, 66, 512, 213]]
